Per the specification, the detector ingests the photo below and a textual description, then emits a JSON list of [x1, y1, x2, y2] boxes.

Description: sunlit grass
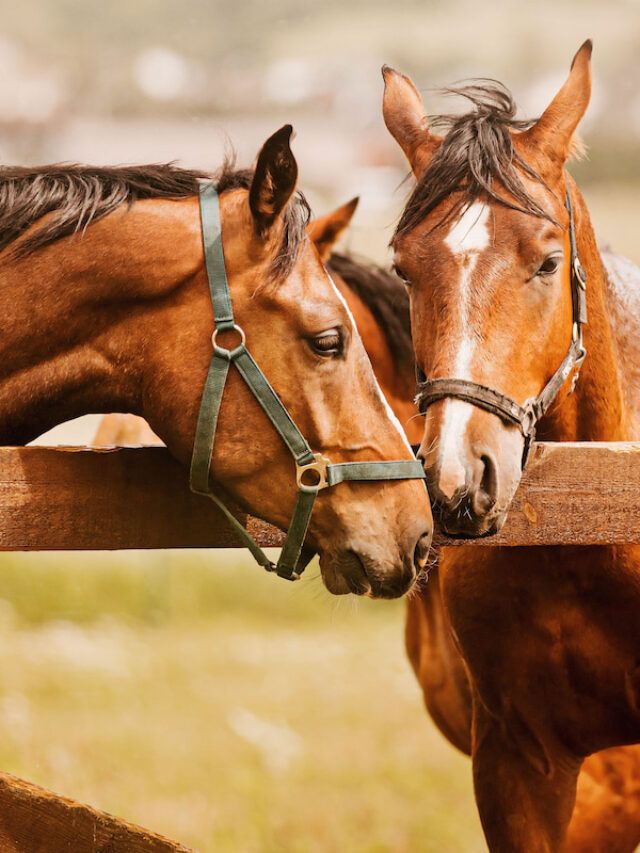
[[0, 551, 483, 851]]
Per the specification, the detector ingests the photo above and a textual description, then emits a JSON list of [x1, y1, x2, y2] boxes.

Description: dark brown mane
[[395, 80, 554, 239], [327, 252, 413, 373], [0, 160, 310, 277]]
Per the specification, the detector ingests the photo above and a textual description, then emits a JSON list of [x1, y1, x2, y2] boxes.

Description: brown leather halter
[[415, 190, 587, 466]]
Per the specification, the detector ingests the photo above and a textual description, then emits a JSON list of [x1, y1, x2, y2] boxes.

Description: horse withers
[[0, 126, 432, 598], [383, 42, 640, 852]]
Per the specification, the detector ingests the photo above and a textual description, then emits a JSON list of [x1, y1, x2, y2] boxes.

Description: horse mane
[[395, 79, 556, 239], [0, 160, 311, 277], [327, 252, 413, 373]]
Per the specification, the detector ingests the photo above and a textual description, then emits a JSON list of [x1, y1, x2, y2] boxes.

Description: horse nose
[[425, 448, 498, 536], [365, 521, 432, 599]]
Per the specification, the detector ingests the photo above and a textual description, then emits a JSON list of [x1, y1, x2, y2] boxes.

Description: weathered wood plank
[[0, 771, 191, 852], [0, 443, 638, 550], [0, 445, 285, 551]]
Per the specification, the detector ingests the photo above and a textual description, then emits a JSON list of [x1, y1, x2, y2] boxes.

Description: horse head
[[382, 42, 593, 536]]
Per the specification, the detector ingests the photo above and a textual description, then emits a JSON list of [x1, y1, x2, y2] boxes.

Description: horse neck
[[0, 200, 202, 446], [541, 186, 630, 443]]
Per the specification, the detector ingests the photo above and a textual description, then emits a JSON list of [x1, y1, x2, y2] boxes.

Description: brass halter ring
[[211, 323, 247, 361]]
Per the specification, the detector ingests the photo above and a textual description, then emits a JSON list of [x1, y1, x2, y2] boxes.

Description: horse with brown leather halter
[[327, 235, 640, 851], [383, 41, 640, 851], [0, 125, 432, 599], [323, 235, 640, 853]]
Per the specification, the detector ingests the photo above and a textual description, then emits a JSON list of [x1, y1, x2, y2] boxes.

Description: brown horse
[[327, 245, 640, 850], [0, 125, 433, 599], [324, 239, 640, 853], [382, 40, 640, 850]]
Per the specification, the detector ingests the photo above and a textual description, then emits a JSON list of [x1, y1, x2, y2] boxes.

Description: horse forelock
[[0, 159, 310, 279], [394, 79, 558, 240]]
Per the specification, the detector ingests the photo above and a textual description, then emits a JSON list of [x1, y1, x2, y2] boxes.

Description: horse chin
[[319, 550, 416, 599], [319, 550, 371, 596]]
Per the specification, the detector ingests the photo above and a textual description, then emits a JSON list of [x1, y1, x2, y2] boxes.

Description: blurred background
[[0, 0, 639, 849]]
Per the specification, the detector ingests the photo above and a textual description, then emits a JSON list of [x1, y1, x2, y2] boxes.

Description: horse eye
[[393, 264, 411, 286], [310, 329, 343, 357], [537, 256, 561, 277]]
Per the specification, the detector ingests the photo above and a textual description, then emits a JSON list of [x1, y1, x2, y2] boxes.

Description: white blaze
[[438, 203, 490, 499]]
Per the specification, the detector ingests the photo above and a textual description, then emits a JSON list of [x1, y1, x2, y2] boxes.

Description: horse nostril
[[413, 532, 432, 572], [474, 453, 498, 515]]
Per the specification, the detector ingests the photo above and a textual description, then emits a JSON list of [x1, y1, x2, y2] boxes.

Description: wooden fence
[[0, 442, 638, 551], [0, 440, 638, 850]]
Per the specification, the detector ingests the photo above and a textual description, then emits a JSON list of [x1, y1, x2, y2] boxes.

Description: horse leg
[[565, 746, 640, 853], [471, 698, 581, 853]]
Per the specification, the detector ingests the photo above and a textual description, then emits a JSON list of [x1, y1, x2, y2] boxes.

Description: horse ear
[[308, 197, 359, 262], [382, 66, 440, 177], [520, 40, 592, 177], [249, 124, 298, 234]]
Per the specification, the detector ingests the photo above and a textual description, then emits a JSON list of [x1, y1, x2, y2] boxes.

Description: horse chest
[[438, 545, 640, 746]]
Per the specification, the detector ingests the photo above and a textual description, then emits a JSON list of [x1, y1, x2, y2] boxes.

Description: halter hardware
[[296, 454, 331, 491], [415, 188, 587, 467], [211, 323, 246, 354], [190, 181, 426, 580]]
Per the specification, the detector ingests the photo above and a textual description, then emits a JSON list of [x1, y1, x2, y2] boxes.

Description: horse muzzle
[[319, 526, 432, 598]]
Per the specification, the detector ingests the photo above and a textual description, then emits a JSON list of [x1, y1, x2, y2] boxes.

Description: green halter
[[190, 181, 426, 581]]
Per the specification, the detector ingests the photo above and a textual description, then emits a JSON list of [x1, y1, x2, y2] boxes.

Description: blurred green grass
[[0, 551, 484, 851]]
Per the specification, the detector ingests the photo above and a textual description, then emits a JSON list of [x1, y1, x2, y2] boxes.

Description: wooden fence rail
[[0, 440, 639, 850], [0, 442, 638, 550], [0, 772, 191, 852]]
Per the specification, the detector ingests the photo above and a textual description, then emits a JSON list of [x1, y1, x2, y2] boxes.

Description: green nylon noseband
[[190, 181, 426, 580]]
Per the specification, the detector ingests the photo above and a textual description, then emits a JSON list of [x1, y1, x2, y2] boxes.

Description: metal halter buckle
[[573, 257, 587, 288], [520, 399, 539, 438], [296, 454, 331, 491], [265, 562, 300, 581]]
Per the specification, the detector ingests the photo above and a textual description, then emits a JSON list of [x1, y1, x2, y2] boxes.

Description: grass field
[[0, 550, 484, 852]]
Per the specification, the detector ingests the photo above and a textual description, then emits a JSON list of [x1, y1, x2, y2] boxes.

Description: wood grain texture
[[0, 772, 192, 852], [0, 445, 285, 551], [0, 442, 638, 550]]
